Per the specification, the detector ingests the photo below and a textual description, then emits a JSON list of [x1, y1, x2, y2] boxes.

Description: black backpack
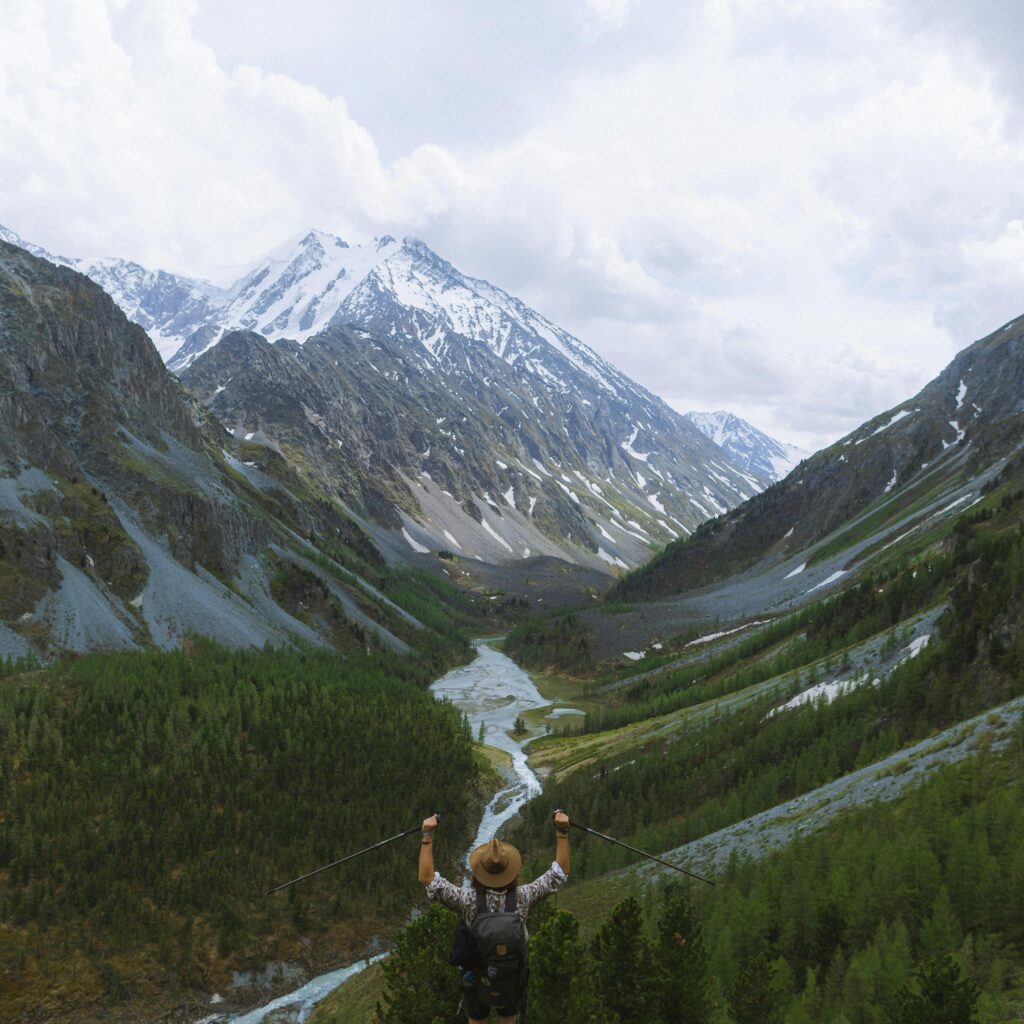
[[468, 887, 529, 1008]]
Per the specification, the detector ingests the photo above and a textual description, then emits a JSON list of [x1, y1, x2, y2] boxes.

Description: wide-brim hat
[[469, 837, 522, 888]]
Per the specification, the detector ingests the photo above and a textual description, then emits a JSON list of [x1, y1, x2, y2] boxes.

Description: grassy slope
[[503, 471, 1024, 912], [310, 961, 388, 1024]]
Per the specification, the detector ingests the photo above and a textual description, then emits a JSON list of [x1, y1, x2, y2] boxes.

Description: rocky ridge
[[0, 223, 224, 361], [0, 240, 431, 659], [2, 224, 794, 570], [167, 231, 771, 568], [615, 313, 1024, 600]]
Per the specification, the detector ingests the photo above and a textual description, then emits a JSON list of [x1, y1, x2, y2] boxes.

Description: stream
[[221, 642, 576, 1023], [432, 642, 551, 863]]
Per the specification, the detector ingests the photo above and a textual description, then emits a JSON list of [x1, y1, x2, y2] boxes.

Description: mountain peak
[[685, 410, 808, 482], [2, 222, 782, 572], [398, 235, 433, 255], [297, 228, 350, 251]]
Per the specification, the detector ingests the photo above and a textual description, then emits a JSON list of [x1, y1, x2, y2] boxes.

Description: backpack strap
[[476, 886, 518, 915]]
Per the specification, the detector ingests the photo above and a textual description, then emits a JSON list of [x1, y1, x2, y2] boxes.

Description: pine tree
[[919, 888, 961, 959], [889, 955, 979, 1024], [377, 905, 462, 1024], [730, 952, 781, 1024], [590, 897, 662, 1022], [527, 909, 585, 1024], [656, 890, 711, 1023]]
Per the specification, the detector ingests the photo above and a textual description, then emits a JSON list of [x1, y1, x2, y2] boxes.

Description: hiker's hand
[[422, 815, 438, 834], [553, 810, 569, 833]]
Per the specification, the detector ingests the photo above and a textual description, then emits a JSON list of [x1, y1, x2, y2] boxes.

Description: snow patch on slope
[[621, 426, 651, 462], [855, 408, 916, 444], [402, 527, 431, 554], [805, 570, 847, 594]]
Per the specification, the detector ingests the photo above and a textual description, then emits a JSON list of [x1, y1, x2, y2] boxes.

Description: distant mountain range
[[684, 410, 807, 482], [1, 224, 802, 570], [5, 219, 1023, 674]]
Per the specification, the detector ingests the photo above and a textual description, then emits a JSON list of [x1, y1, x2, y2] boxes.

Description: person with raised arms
[[419, 810, 570, 1023]]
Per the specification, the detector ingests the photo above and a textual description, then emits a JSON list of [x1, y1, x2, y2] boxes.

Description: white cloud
[[580, 0, 640, 36], [0, 0, 389, 277], [2, 0, 1024, 451]]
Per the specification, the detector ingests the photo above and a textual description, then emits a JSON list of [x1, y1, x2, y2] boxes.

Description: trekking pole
[[266, 813, 441, 895], [567, 819, 715, 886]]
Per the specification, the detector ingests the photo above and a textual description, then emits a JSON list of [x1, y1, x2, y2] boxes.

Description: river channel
[[223, 642, 579, 1024]]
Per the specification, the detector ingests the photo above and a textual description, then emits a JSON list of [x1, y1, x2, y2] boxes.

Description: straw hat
[[469, 837, 522, 888]]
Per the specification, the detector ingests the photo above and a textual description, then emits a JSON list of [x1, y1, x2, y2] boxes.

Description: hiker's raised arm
[[554, 809, 570, 875], [418, 814, 438, 885]]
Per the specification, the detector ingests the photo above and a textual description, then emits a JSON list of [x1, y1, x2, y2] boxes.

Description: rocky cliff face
[[0, 241, 423, 659], [614, 313, 1024, 599], [0, 243, 204, 471], [0, 224, 225, 361], [180, 317, 761, 571]]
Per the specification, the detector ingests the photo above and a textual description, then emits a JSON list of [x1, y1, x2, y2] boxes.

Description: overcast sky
[[3, 0, 1024, 450]]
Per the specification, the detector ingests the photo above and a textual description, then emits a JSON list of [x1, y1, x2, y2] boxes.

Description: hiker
[[419, 810, 570, 1023]]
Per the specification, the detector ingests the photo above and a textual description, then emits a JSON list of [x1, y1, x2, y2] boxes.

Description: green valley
[[309, 468, 1024, 1022], [4, 162, 1024, 1024]]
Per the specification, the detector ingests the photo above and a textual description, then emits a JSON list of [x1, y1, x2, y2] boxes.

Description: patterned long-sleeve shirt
[[425, 861, 567, 925]]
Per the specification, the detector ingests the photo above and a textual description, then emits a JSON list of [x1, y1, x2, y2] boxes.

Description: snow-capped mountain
[[685, 410, 808, 482], [165, 228, 666, 392], [172, 231, 780, 567], [167, 230, 408, 368], [2, 223, 778, 570], [0, 224, 223, 359]]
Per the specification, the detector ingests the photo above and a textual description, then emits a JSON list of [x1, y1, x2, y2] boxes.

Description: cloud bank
[[3, 0, 1024, 450]]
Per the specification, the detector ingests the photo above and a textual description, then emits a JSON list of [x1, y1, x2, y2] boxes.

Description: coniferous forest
[[0, 642, 478, 1019], [353, 743, 1023, 1024], [510, 496, 1024, 884]]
